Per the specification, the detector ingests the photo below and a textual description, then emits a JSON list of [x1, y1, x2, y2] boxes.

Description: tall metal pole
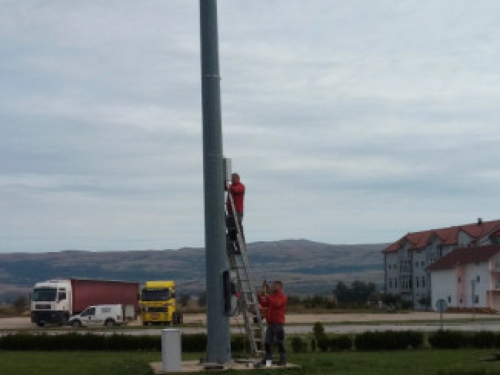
[[199, 0, 231, 363]]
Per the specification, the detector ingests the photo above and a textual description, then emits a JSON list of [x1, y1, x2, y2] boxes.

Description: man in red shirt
[[226, 173, 245, 239], [257, 280, 288, 366]]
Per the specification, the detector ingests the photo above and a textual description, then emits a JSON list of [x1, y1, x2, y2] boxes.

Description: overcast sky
[[1, 1, 499, 253]]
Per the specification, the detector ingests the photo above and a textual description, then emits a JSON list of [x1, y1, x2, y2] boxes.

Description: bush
[[469, 331, 496, 349], [428, 330, 465, 349], [231, 335, 249, 353], [310, 338, 316, 352], [317, 334, 330, 352], [291, 336, 307, 353], [182, 333, 207, 352], [354, 330, 423, 351], [313, 322, 325, 338], [330, 335, 352, 351], [0, 332, 208, 352]]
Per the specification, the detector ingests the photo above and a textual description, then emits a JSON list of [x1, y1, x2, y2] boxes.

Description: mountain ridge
[[0, 239, 387, 302]]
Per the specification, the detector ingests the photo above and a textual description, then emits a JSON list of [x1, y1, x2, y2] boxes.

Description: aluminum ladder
[[226, 190, 266, 357]]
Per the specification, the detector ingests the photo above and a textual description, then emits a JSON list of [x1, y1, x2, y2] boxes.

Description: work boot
[[276, 358, 286, 366]]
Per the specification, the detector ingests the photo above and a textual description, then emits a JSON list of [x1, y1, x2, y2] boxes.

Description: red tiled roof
[[427, 244, 500, 271], [383, 219, 500, 254], [434, 227, 460, 246], [461, 220, 500, 238]]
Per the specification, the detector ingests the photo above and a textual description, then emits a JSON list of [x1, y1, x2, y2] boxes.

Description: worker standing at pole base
[[257, 280, 288, 366], [226, 172, 245, 239]]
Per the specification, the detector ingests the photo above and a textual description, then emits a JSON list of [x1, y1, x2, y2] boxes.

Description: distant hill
[[0, 239, 387, 302]]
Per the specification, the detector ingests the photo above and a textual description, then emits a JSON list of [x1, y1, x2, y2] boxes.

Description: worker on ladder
[[226, 172, 245, 240]]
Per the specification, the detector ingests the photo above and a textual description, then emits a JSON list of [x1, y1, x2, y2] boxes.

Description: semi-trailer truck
[[139, 280, 182, 325], [30, 278, 139, 326]]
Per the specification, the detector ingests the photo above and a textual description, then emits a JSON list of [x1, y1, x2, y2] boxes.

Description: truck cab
[[69, 304, 125, 327], [140, 280, 182, 325], [30, 280, 72, 326]]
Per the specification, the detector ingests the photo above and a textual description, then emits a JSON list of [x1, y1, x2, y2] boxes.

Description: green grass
[[0, 351, 160, 375], [3, 350, 500, 375], [289, 350, 500, 375]]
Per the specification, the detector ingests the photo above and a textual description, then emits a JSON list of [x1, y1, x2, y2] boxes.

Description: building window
[[415, 262, 419, 268], [416, 277, 419, 288], [477, 276, 481, 283], [388, 279, 393, 288], [394, 278, 398, 288], [447, 296, 451, 303], [388, 264, 391, 270], [475, 295, 479, 304], [421, 277, 426, 288], [458, 277, 461, 283], [394, 264, 397, 269]]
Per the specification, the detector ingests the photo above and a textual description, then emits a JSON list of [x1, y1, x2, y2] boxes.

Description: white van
[[68, 304, 125, 327]]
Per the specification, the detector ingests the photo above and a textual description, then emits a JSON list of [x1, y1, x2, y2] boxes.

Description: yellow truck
[[139, 281, 182, 326]]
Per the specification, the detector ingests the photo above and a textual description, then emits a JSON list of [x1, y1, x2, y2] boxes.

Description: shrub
[[231, 335, 249, 353], [0, 332, 209, 352], [469, 331, 496, 349], [313, 322, 325, 338], [182, 333, 207, 352], [354, 330, 423, 351], [310, 338, 316, 352], [291, 336, 307, 353], [428, 330, 465, 349], [330, 335, 352, 351], [317, 334, 330, 352]]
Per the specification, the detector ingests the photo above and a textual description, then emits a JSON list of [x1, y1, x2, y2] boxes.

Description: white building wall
[[430, 269, 456, 310], [464, 262, 491, 308], [431, 261, 494, 310]]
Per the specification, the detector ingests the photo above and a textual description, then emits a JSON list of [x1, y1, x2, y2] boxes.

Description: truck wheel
[[60, 315, 69, 326], [72, 320, 82, 328], [105, 319, 115, 327], [173, 313, 183, 325]]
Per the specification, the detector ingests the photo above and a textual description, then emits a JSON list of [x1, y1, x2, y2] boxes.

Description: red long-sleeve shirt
[[258, 290, 287, 324], [226, 181, 245, 214]]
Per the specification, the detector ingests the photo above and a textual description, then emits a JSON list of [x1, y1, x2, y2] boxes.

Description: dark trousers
[[226, 212, 244, 239], [264, 323, 286, 361]]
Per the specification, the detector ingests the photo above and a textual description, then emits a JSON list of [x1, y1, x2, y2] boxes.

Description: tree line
[[176, 281, 414, 310]]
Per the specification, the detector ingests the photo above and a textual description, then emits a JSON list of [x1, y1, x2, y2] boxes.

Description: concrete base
[[150, 359, 298, 373]]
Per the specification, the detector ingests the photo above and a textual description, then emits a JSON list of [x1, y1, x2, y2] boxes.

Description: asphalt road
[[2, 312, 500, 336]]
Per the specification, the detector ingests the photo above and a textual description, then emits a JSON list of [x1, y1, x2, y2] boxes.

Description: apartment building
[[428, 244, 500, 311], [383, 218, 500, 309]]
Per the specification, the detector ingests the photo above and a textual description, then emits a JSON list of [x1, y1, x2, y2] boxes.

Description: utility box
[[162, 329, 182, 372], [223, 158, 232, 181]]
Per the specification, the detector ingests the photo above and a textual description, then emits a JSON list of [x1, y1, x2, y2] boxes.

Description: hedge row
[[2, 330, 499, 352], [428, 330, 500, 349], [355, 330, 424, 351], [0, 332, 256, 353], [0, 333, 208, 352]]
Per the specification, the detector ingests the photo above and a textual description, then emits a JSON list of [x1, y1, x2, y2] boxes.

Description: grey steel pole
[[199, 0, 231, 363]]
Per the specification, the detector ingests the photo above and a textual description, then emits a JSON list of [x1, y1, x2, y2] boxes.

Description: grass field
[[2, 350, 500, 375]]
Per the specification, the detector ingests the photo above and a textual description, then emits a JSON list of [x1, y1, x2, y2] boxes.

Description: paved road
[[2, 313, 500, 336]]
